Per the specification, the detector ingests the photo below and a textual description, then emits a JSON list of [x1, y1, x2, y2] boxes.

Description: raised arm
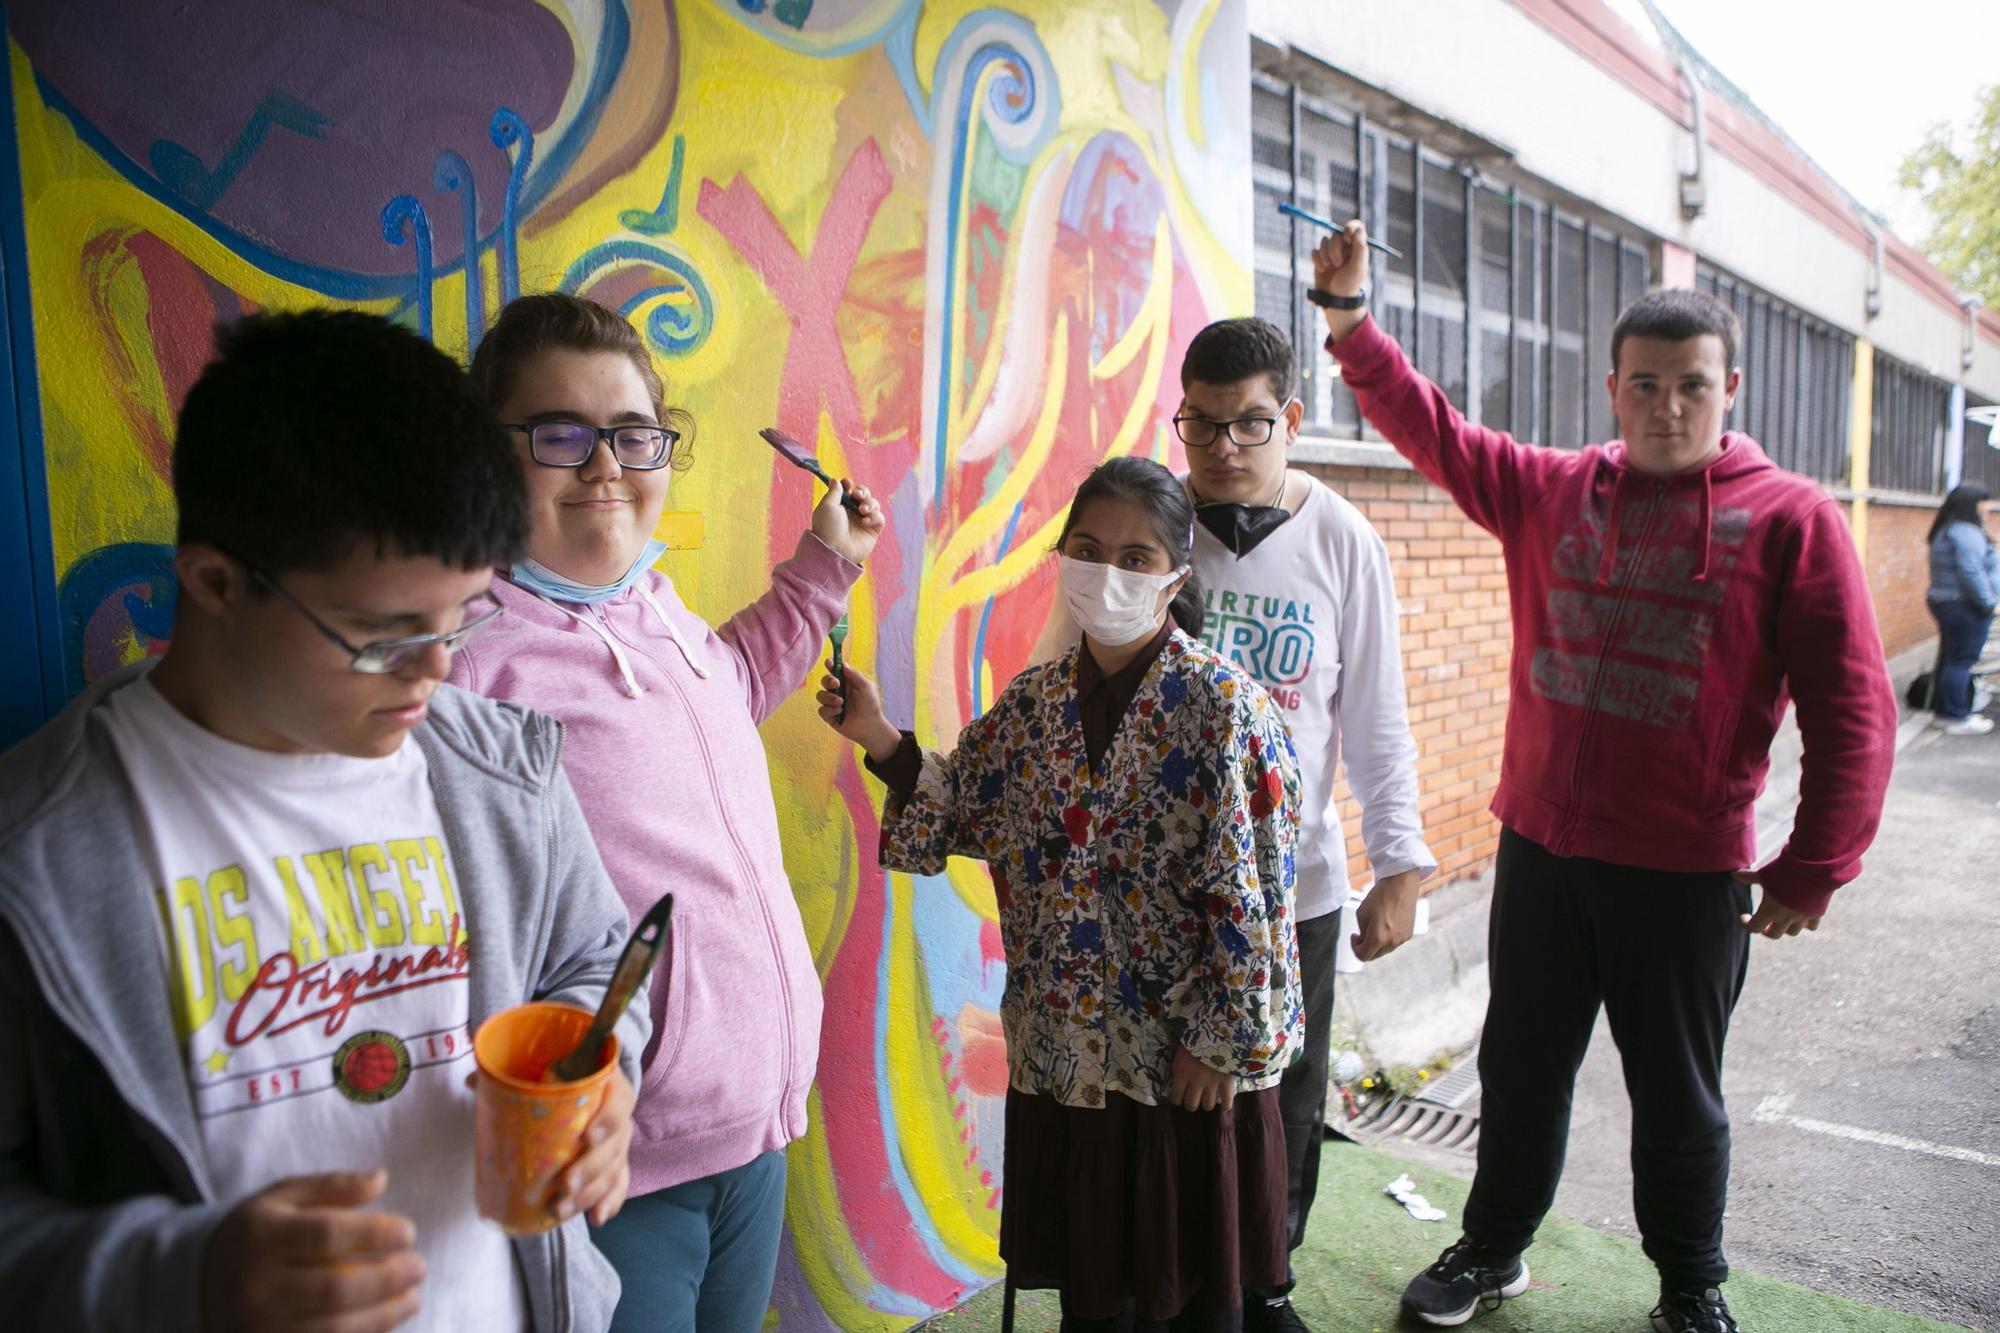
[[709, 481, 883, 722], [1311, 222, 1569, 538]]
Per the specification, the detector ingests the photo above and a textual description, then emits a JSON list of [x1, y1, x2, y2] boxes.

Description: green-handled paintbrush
[[828, 614, 849, 723]]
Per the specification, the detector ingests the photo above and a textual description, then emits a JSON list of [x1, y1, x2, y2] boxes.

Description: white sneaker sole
[[1404, 1263, 1531, 1326]]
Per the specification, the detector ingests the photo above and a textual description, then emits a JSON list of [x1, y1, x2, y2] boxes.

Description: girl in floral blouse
[[819, 457, 1305, 1330]]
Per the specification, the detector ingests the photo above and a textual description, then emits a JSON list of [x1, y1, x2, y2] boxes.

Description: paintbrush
[[544, 894, 672, 1084], [759, 428, 864, 513], [1277, 202, 1404, 259], [827, 613, 849, 723]]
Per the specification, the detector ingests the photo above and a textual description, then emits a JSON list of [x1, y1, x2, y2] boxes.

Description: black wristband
[[1307, 286, 1368, 311]]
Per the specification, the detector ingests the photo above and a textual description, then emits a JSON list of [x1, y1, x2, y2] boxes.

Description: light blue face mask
[[508, 539, 671, 605]]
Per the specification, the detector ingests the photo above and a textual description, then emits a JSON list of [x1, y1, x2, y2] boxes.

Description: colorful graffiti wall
[[1, 1, 1248, 1325]]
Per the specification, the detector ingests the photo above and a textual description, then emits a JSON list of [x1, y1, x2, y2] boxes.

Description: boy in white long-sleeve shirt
[[1034, 316, 1434, 1333]]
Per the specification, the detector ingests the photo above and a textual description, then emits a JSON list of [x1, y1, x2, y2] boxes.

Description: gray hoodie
[[0, 667, 649, 1332]]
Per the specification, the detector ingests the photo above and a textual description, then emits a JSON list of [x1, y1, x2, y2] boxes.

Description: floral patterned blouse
[[876, 629, 1305, 1109]]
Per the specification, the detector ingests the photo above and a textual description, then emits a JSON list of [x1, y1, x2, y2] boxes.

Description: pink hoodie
[[449, 534, 858, 1194]]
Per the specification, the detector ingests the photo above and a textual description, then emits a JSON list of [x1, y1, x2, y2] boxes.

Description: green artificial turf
[[924, 1137, 1970, 1332]]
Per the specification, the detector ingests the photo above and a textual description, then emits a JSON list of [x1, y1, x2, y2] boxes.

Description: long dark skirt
[[999, 1084, 1289, 1327]]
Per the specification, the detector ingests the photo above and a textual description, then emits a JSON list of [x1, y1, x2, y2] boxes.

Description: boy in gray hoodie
[[0, 310, 647, 1332]]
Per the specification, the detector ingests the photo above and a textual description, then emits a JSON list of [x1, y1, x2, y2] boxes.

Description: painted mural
[[3, 1, 1249, 1325]]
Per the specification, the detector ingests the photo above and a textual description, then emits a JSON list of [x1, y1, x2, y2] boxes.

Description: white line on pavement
[[1751, 1095, 2000, 1169]]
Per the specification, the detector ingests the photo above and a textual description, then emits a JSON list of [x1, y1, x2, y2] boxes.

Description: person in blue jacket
[[1926, 482, 1997, 735]]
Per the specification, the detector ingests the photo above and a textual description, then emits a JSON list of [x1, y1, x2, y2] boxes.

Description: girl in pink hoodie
[[450, 294, 884, 1331]]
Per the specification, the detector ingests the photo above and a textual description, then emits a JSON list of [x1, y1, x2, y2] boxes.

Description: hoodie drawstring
[[536, 593, 646, 698], [1595, 470, 1627, 585], [530, 586, 710, 698], [1693, 468, 1714, 584], [635, 585, 710, 679]]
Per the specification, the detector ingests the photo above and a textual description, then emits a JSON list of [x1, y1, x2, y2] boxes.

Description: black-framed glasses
[[248, 569, 505, 673], [1171, 399, 1299, 449], [506, 420, 680, 470]]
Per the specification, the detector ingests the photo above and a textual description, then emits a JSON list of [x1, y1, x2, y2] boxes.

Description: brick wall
[[1301, 462, 1509, 894], [1858, 501, 1941, 660], [1300, 465, 1974, 899]]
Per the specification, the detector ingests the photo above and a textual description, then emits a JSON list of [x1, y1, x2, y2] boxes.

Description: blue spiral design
[[490, 108, 532, 305], [979, 48, 1033, 127], [381, 195, 435, 338], [559, 240, 715, 358], [433, 149, 482, 344]]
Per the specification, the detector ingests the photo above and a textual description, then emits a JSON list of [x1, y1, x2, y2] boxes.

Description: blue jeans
[[1929, 598, 1994, 720], [592, 1150, 787, 1333]]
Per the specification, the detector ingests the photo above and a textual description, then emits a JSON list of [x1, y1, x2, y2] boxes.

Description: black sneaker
[[1244, 1295, 1311, 1332], [1650, 1287, 1740, 1332], [1399, 1239, 1530, 1326]]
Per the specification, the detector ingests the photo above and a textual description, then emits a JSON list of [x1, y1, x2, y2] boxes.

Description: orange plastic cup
[[473, 1002, 620, 1235]]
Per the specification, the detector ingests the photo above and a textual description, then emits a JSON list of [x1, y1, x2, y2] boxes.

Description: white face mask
[[1058, 555, 1187, 647]]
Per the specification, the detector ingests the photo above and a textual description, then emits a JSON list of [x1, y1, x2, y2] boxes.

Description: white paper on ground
[[1384, 1172, 1449, 1222]]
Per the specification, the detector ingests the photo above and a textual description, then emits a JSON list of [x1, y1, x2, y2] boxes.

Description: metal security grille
[[1871, 349, 1951, 496], [1252, 74, 1651, 448], [1696, 264, 1853, 485], [1964, 394, 2000, 493]]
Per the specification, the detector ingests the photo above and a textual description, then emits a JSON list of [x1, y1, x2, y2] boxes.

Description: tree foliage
[[1899, 84, 2000, 308]]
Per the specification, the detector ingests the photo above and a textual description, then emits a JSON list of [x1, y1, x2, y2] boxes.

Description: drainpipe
[[1674, 49, 1706, 221], [1865, 224, 1885, 320], [1641, 0, 1707, 221], [1949, 295, 1980, 488]]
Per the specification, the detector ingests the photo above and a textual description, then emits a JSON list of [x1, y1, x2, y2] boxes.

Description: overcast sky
[[1648, 0, 1998, 244]]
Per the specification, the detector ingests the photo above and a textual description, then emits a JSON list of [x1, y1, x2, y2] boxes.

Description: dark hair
[[1180, 317, 1297, 405], [470, 293, 694, 471], [1611, 288, 1742, 376], [1930, 482, 1991, 545], [173, 309, 528, 574], [1055, 456, 1205, 638]]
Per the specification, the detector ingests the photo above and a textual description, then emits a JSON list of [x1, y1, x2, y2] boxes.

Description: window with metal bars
[[1251, 75, 1650, 450], [1964, 394, 2000, 494], [1869, 349, 1951, 495], [1693, 265, 1855, 485]]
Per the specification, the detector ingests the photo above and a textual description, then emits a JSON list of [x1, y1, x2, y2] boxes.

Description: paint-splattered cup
[[472, 1001, 619, 1235]]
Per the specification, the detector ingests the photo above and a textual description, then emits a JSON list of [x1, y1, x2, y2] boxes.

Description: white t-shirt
[[1190, 476, 1436, 920], [99, 677, 525, 1332]]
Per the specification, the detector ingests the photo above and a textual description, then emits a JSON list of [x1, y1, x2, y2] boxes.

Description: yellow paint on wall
[[785, 1092, 900, 1331], [882, 866, 1005, 1267]]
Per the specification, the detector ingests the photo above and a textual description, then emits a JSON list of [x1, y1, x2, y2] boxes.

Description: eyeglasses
[[506, 421, 680, 470], [1171, 399, 1298, 449], [248, 569, 505, 673]]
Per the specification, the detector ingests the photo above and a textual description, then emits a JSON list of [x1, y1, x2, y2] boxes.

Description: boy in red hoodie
[[1309, 223, 1897, 1333]]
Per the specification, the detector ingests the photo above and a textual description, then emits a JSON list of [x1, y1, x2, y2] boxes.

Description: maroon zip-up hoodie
[[1330, 316, 1897, 916]]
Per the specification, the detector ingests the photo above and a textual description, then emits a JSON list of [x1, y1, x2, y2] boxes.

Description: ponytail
[[1170, 566, 1206, 638]]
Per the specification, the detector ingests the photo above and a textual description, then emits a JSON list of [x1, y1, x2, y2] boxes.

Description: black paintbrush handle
[[548, 894, 673, 1084], [811, 464, 865, 514]]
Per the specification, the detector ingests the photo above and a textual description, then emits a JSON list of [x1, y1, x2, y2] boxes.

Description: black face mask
[[1195, 502, 1292, 557]]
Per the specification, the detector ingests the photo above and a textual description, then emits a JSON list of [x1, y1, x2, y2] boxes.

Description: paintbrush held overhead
[[759, 428, 864, 513], [1276, 202, 1403, 259]]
